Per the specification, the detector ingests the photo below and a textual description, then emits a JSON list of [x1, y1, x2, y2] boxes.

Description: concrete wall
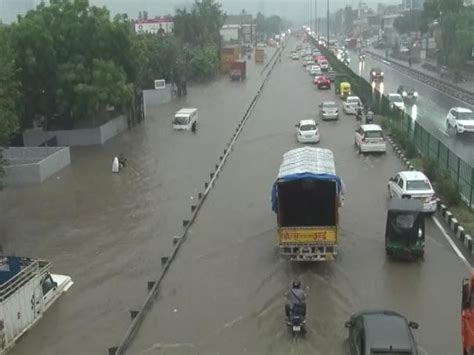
[[2, 147, 71, 185], [143, 85, 173, 107], [23, 115, 127, 147]]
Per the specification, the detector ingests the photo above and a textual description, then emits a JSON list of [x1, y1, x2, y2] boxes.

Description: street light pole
[[327, 0, 329, 44], [314, 0, 317, 38]]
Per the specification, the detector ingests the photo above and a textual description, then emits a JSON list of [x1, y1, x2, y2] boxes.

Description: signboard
[[154, 79, 166, 89], [134, 19, 174, 34], [279, 227, 337, 244]]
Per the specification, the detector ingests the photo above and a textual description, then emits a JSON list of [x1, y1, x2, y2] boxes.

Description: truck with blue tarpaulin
[[271, 147, 344, 261]]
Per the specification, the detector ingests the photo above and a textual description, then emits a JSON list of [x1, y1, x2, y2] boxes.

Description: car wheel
[[358, 145, 362, 154], [388, 186, 392, 198]]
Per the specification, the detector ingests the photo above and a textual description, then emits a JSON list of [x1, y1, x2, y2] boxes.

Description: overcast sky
[[0, 0, 400, 24]]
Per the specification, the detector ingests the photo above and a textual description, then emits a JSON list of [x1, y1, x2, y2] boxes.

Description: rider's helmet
[[292, 280, 301, 289]]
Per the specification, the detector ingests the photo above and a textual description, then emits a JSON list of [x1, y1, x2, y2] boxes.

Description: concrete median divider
[[109, 44, 285, 355]]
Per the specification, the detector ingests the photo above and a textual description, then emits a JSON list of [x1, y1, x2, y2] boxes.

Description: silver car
[[319, 101, 339, 120]]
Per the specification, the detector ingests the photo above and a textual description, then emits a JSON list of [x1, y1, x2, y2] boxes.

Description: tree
[[393, 10, 429, 34], [0, 27, 20, 146], [8, 0, 136, 129]]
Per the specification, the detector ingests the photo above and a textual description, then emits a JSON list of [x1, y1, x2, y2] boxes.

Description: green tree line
[[0, 0, 224, 150], [394, 0, 474, 70]]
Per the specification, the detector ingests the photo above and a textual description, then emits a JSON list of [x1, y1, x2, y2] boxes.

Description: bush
[[436, 171, 462, 206], [421, 157, 438, 181]]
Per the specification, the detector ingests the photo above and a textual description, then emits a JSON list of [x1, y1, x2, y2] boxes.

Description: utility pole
[[314, 0, 317, 38], [309, 0, 312, 32], [327, 0, 329, 43]]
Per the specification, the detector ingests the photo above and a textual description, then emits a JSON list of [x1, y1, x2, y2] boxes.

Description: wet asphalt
[[348, 51, 474, 166], [122, 38, 470, 355]]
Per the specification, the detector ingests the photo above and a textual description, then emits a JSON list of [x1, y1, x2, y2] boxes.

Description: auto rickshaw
[[339, 82, 352, 99], [385, 198, 425, 259]]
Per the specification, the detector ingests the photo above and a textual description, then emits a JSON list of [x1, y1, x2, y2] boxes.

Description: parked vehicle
[[345, 310, 419, 355], [229, 60, 246, 81], [354, 124, 386, 153], [255, 48, 265, 63], [290, 52, 299, 60], [0, 256, 73, 354], [343, 96, 362, 115], [271, 147, 345, 261], [319, 101, 339, 120], [385, 199, 425, 258], [446, 107, 474, 135], [295, 119, 320, 143], [387, 171, 437, 213], [397, 85, 418, 104], [173, 108, 198, 131]]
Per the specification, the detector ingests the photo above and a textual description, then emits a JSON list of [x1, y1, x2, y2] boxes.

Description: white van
[[173, 108, 198, 131]]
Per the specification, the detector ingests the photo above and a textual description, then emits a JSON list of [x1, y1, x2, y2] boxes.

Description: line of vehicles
[[273, 36, 447, 351]]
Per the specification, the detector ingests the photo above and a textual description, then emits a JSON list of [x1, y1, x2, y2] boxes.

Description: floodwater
[[0, 47, 276, 355]]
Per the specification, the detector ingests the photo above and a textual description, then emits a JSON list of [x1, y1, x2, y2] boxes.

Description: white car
[[354, 124, 386, 153], [290, 52, 299, 60], [388, 93, 405, 111], [319, 101, 339, 120], [295, 119, 320, 143], [343, 96, 363, 115], [446, 107, 474, 135], [309, 66, 322, 76], [318, 60, 329, 70], [388, 171, 437, 213]]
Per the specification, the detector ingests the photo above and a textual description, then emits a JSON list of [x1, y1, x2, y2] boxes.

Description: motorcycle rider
[[285, 280, 306, 320], [356, 103, 363, 121]]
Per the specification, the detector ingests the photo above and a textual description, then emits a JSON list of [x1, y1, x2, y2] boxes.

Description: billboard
[[134, 18, 174, 35]]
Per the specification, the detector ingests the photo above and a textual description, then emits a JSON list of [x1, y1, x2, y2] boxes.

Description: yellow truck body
[[255, 48, 265, 63], [279, 226, 337, 244]]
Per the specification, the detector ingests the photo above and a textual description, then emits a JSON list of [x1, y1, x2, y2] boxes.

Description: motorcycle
[[286, 303, 307, 338]]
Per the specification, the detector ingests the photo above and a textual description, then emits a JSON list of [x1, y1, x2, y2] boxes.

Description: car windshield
[[323, 103, 337, 109], [173, 116, 189, 125], [300, 124, 317, 131], [457, 112, 474, 120], [390, 96, 403, 102], [348, 99, 360, 104], [395, 214, 416, 228], [365, 130, 383, 138], [406, 179, 431, 191]]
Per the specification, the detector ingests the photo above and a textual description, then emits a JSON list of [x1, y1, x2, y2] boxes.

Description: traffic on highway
[[124, 35, 469, 355]]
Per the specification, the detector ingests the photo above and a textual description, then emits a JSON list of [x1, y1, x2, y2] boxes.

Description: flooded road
[[0, 48, 275, 355], [126, 38, 469, 355]]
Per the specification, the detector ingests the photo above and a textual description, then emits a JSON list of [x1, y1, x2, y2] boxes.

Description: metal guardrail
[[110, 44, 285, 355], [366, 50, 474, 106], [308, 37, 474, 209]]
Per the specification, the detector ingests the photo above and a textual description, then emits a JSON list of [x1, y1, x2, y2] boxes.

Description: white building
[[220, 24, 240, 43]]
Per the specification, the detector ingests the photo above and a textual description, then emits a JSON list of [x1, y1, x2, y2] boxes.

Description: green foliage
[[394, 10, 429, 34], [421, 157, 438, 181], [174, 0, 225, 47], [255, 12, 286, 40], [0, 27, 20, 146], [436, 170, 462, 206], [190, 45, 218, 81]]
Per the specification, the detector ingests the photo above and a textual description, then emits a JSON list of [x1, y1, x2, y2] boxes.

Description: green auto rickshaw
[[385, 198, 425, 259]]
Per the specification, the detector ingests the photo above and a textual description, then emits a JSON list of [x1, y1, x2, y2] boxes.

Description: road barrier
[[108, 43, 285, 355], [310, 37, 474, 209]]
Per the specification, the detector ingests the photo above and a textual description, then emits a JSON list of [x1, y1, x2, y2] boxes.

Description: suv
[[446, 107, 474, 135], [397, 85, 418, 104], [370, 67, 384, 82], [345, 310, 419, 355], [354, 124, 386, 153]]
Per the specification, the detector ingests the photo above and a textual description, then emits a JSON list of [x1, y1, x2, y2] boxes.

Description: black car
[[397, 85, 418, 104], [345, 310, 419, 355], [370, 67, 384, 82]]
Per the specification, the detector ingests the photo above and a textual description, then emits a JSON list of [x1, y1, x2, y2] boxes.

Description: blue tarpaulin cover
[[271, 147, 345, 213]]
